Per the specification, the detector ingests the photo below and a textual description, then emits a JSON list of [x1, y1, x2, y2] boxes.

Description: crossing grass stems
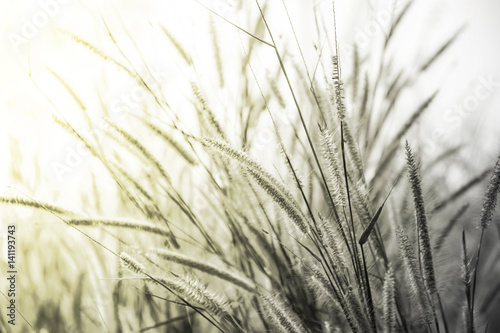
[[2, 1, 500, 332]]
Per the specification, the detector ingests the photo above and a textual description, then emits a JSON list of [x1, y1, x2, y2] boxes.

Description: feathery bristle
[[479, 153, 500, 230], [405, 142, 438, 305], [382, 268, 397, 333], [201, 138, 309, 235], [151, 248, 256, 293], [261, 293, 309, 333], [120, 252, 145, 275], [396, 226, 433, 325]]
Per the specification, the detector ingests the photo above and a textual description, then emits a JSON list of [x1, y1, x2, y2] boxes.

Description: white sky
[[0, 0, 499, 201]]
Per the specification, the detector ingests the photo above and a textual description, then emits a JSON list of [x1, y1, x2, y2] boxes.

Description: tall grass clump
[[2, 0, 500, 332]]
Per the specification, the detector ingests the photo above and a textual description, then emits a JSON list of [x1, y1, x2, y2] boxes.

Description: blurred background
[[0, 0, 499, 331]]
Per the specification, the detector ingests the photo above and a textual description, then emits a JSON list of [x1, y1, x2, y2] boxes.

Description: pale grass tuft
[[60, 30, 135, 78], [307, 264, 338, 307], [261, 293, 310, 333], [104, 118, 171, 182], [405, 142, 438, 307], [150, 248, 256, 293], [192, 84, 227, 140], [318, 215, 347, 271], [319, 126, 347, 209], [201, 137, 309, 235], [344, 286, 371, 333], [160, 25, 192, 65], [171, 275, 229, 318], [396, 226, 433, 326], [69, 218, 171, 238], [141, 119, 197, 166], [120, 252, 145, 275], [0, 197, 74, 215], [479, 153, 500, 230], [382, 267, 397, 332]]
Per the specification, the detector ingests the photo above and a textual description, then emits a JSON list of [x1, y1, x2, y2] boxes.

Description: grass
[[1, 1, 500, 332]]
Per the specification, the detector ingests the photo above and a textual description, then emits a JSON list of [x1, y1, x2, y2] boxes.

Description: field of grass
[[1, 1, 500, 332]]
